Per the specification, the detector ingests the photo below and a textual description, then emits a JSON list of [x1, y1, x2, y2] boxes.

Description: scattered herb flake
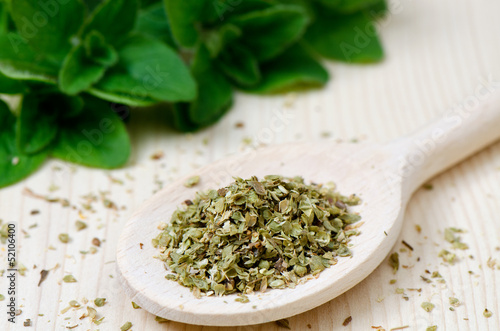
[[120, 322, 132, 331], [184, 175, 200, 188], [415, 225, 422, 233], [401, 240, 414, 251], [87, 306, 97, 322], [422, 183, 433, 190], [95, 316, 105, 325], [420, 276, 432, 284], [131, 302, 141, 309], [69, 300, 80, 308], [38, 270, 49, 287], [342, 316, 352, 326], [58, 233, 70, 243], [449, 297, 460, 307], [155, 316, 169, 323], [421, 302, 435, 312], [94, 298, 106, 307], [389, 252, 399, 274], [483, 309, 492, 318], [426, 327, 437, 331], [151, 151, 165, 160], [276, 318, 291, 329], [62, 275, 77, 283], [438, 249, 456, 264], [75, 220, 87, 231], [92, 238, 101, 247]]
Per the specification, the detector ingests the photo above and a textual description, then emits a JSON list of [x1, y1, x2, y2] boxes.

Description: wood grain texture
[[2, 0, 500, 329]]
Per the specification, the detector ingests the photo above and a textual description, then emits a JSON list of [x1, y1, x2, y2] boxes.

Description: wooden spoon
[[117, 89, 500, 326]]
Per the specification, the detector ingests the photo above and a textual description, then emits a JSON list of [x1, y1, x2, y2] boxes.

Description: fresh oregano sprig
[[0, 0, 386, 188], [153, 176, 361, 298]]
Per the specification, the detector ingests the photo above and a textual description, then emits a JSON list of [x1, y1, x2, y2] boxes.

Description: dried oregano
[[153, 176, 361, 297]]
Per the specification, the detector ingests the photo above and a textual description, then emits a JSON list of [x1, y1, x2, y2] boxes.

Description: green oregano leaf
[[163, 0, 207, 47], [59, 48, 105, 96], [52, 97, 131, 168], [0, 34, 58, 83], [16, 95, 59, 155], [10, 0, 86, 63], [317, 0, 385, 14], [0, 100, 48, 189], [0, 71, 28, 94], [201, 0, 274, 23], [91, 33, 196, 105], [185, 44, 233, 127], [59, 31, 117, 95], [135, 2, 177, 48], [217, 44, 261, 87], [229, 5, 310, 61], [84, 31, 119, 66], [244, 44, 328, 94], [83, 0, 139, 45], [304, 7, 384, 63], [203, 24, 242, 58]]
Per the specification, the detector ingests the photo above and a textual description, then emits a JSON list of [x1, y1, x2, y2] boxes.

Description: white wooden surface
[[2, 0, 500, 329]]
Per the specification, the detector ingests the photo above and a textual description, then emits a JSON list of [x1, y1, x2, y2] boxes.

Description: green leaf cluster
[[0, 0, 194, 187], [164, 0, 387, 130], [0, 0, 386, 188]]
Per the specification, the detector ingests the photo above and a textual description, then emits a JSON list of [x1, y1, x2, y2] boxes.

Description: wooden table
[[1, 0, 499, 330]]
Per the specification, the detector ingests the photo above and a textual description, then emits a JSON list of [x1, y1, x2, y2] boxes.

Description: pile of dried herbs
[[153, 176, 361, 297]]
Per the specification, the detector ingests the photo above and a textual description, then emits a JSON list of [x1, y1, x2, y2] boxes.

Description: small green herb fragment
[[75, 220, 87, 231], [483, 309, 492, 318], [131, 301, 141, 309], [155, 316, 169, 323], [449, 297, 460, 307], [68, 300, 80, 308], [95, 316, 105, 325], [426, 327, 437, 331], [58, 233, 70, 243], [438, 249, 456, 264], [62, 275, 77, 283], [276, 318, 291, 329], [154, 176, 361, 297], [87, 306, 97, 322], [389, 252, 399, 274], [94, 298, 106, 307], [184, 175, 200, 188], [235, 294, 250, 303], [421, 302, 435, 312], [444, 227, 468, 250], [422, 183, 433, 190], [0, 294, 4, 301], [121, 321, 132, 331]]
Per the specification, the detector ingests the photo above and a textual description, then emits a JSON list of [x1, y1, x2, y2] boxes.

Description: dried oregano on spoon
[[152, 176, 361, 298]]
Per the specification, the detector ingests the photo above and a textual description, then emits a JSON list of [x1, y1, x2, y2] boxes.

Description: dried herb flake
[[421, 302, 435, 312]]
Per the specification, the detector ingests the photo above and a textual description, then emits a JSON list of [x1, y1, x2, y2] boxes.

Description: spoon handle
[[393, 85, 500, 196]]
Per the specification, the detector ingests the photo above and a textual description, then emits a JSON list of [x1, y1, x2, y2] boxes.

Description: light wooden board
[[1, 0, 500, 330]]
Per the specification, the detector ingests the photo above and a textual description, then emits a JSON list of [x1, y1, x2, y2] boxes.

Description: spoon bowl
[[117, 89, 500, 326]]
